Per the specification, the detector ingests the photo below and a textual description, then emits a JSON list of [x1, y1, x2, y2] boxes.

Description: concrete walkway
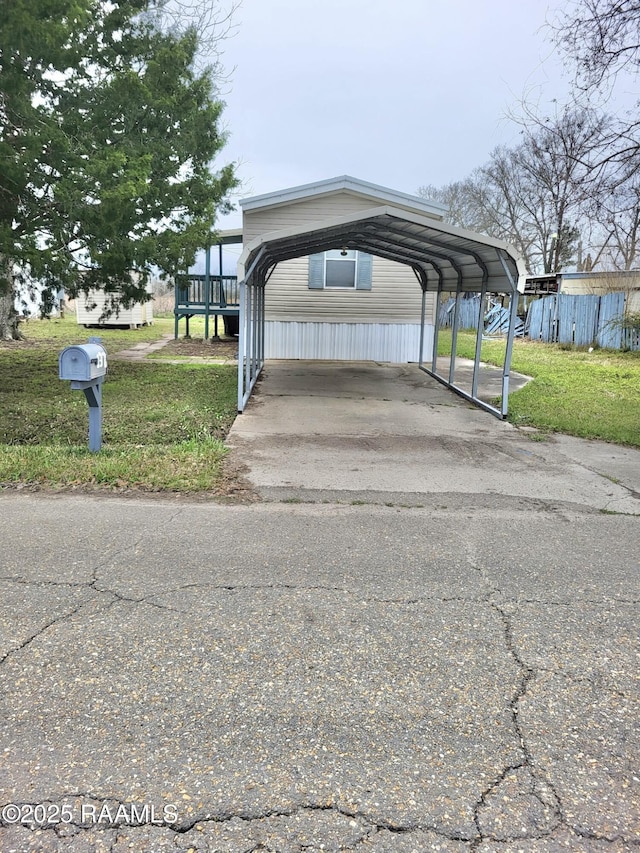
[[0, 360, 638, 851], [112, 335, 238, 365], [110, 333, 174, 361]]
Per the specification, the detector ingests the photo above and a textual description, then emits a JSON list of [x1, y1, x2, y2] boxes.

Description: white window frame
[[308, 251, 372, 291], [323, 249, 358, 289]]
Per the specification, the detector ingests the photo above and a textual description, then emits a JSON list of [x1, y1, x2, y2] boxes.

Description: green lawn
[[20, 313, 217, 346], [21, 314, 176, 346], [1, 319, 638, 493], [0, 318, 238, 491], [439, 330, 640, 447]]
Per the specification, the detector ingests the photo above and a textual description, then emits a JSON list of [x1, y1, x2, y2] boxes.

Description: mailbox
[[58, 340, 107, 452], [59, 343, 107, 382]]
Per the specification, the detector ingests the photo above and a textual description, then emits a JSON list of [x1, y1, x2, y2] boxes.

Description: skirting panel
[[264, 321, 433, 363]]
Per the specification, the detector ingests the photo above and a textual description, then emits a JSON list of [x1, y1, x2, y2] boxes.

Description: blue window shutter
[[356, 252, 373, 290], [308, 253, 324, 289]]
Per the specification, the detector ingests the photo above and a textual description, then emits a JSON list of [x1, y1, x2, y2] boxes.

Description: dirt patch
[[160, 337, 238, 360], [0, 337, 42, 350]]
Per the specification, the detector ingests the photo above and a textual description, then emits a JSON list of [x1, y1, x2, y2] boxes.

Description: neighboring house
[[238, 176, 446, 362], [526, 270, 640, 312], [14, 279, 64, 318], [558, 270, 640, 313]]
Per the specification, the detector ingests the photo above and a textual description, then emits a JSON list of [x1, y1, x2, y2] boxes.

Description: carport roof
[[239, 205, 527, 294]]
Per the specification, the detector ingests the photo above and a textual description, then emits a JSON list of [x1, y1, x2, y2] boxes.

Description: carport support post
[[204, 244, 211, 341], [237, 280, 246, 412], [216, 242, 224, 339], [449, 276, 463, 385], [251, 282, 258, 379], [236, 247, 267, 413], [497, 250, 520, 418], [471, 280, 487, 400], [419, 287, 426, 367], [501, 290, 520, 417], [244, 280, 253, 407], [258, 284, 265, 367], [432, 279, 443, 373]]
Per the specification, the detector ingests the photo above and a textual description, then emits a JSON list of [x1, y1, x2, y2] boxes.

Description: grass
[[2, 317, 638, 492], [438, 330, 640, 447], [21, 314, 175, 346], [0, 317, 238, 492], [0, 441, 228, 491]]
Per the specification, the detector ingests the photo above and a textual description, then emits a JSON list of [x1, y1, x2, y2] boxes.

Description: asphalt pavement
[[0, 361, 639, 852]]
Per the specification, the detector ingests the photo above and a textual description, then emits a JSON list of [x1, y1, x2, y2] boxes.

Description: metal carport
[[236, 205, 527, 418]]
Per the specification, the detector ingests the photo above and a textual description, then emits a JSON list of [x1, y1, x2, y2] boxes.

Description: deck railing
[[175, 274, 239, 309], [174, 274, 240, 339]]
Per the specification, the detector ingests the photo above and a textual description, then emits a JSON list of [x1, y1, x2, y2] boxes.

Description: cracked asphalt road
[[0, 495, 638, 852]]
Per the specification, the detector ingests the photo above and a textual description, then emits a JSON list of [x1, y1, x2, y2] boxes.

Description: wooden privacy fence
[[526, 292, 639, 350], [438, 296, 525, 336], [440, 291, 639, 350], [439, 296, 482, 331]]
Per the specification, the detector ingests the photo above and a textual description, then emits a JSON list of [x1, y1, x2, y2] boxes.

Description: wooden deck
[[174, 274, 240, 339]]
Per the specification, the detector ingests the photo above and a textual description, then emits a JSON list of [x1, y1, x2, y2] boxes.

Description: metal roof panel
[[238, 207, 526, 293]]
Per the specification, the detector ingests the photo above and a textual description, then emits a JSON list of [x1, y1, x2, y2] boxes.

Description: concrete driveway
[[228, 360, 640, 515], [0, 360, 638, 852]]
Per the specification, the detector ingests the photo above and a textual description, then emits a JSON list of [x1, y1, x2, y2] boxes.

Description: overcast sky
[[213, 0, 571, 235]]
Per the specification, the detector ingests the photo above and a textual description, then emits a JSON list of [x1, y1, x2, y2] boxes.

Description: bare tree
[[419, 108, 610, 274], [552, 0, 640, 92], [157, 0, 240, 76], [419, 4, 640, 276], [418, 179, 478, 230], [511, 107, 611, 271], [596, 175, 640, 269], [549, 0, 640, 176]]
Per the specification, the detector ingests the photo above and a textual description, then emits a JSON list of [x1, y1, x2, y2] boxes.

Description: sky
[[212, 0, 572, 238]]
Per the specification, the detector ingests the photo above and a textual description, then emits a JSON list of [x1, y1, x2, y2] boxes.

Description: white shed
[[75, 287, 154, 328]]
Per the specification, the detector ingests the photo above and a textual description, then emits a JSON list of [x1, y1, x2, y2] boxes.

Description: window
[[325, 249, 357, 288], [308, 250, 373, 290]]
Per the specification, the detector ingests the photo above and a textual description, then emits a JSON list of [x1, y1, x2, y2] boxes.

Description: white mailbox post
[[59, 340, 108, 452]]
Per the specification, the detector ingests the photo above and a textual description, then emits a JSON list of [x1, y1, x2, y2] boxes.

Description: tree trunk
[[0, 290, 23, 340]]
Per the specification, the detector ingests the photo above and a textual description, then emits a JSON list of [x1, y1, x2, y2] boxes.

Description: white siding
[[243, 188, 438, 329], [560, 279, 640, 295], [243, 193, 395, 242], [265, 321, 433, 363], [558, 280, 640, 313], [264, 255, 435, 323]]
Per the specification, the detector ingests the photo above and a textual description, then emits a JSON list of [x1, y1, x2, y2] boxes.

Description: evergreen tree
[[0, 0, 237, 337]]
